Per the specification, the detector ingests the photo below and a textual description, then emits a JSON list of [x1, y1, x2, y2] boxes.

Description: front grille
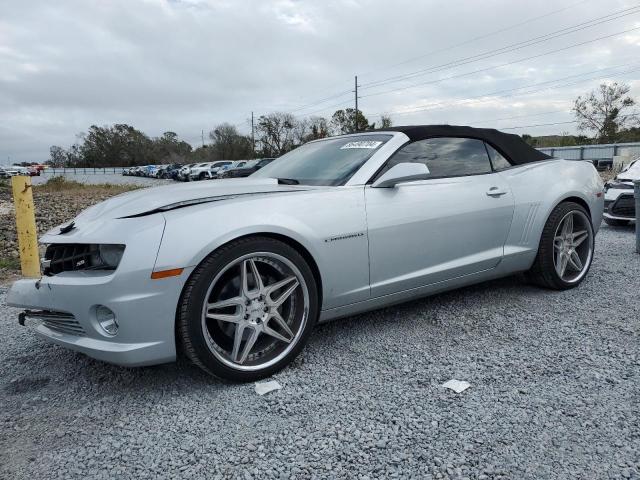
[[610, 194, 636, 218], [24, 310, 85, 336], [43, 244, 124, 275], [44, 244, 96, 275]]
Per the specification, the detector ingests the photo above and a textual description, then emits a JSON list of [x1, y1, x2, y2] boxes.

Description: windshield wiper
[[277, 178, 300, 185]]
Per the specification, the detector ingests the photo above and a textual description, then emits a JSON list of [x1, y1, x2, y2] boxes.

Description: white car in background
[[189, 161, 233, 181], [177, 163, 196, 181], [2, 166, 28, 176], [603, 159, 639, 226]]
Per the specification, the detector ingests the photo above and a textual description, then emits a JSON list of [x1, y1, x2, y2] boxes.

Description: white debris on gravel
[[442, 379, 471, 393], [0, 224, 639, 479], [255, 380, 281, 396]]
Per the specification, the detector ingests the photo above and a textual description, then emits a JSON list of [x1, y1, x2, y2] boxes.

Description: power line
[[496, 112, 640, 130], [371, 63, 640, 121], [360, 25, 640, 100], [360, 4, 640, 92], [357, 0, 593, 79], [380, 62, 640, 117]]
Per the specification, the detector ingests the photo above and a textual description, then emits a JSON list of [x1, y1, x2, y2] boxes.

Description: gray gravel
[[1, 224, 639, 479]]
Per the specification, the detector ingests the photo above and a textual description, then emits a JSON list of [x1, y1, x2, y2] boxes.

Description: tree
[[151, 131, 192, 164], [305, 116, 330, 141], [256, 112, 297, 156], [48, 146, 67, 167], [573, 82, 637, 143], [80, 124, 152, 167], [379, 114, 393, 129], [330, 109, 372, 135], [208, 123, 252, 160]]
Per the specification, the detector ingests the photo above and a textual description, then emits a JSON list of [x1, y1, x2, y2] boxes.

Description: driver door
[[365, 137, 514, 297]]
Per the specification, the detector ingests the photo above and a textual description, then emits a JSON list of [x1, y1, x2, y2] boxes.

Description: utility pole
[[201, 129, 205, 148], [251, 111, 255, 159], [354, 75, 359, 133]]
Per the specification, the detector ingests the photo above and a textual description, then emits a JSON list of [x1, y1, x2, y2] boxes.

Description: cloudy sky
[[1, 0, 640, 162]]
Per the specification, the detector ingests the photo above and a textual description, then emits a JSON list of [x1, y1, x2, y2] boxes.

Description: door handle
[[486, 187, 508, 197]]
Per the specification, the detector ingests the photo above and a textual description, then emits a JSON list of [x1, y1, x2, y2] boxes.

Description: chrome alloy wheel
[[553, 210, 594, 284], [200, 252, 309, 371]]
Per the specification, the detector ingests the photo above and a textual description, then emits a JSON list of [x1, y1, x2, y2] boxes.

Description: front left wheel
[[177, 237, 319, 382]]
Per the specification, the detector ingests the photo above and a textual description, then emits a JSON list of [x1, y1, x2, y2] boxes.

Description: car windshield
[[252, 134, 392, 186]]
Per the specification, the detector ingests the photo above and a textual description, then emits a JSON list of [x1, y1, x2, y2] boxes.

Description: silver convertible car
[[8, 125, 604, 381]]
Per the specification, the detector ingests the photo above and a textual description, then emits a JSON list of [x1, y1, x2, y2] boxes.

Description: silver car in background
[[8, 125, 604, 381]]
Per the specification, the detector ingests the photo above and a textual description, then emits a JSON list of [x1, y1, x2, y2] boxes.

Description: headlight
[[98, 244, 126, 268]]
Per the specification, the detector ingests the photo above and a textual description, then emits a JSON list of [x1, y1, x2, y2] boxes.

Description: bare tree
[[573, 82, 637, 143], [379, 114, 393, 129], [306, 116, 330, 141], [256, 112, 297, 156], [48, 146, 67, 167], [209, 123, 252, 160]]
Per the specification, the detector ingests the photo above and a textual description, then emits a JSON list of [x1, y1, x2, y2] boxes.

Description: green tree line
[[47, 110, 392, 168], [46, 82, 640, 167]]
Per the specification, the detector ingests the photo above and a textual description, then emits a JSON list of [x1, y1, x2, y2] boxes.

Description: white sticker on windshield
[[340, 141, 383, 150]]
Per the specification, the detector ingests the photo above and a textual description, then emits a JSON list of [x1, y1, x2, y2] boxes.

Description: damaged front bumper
[[6, 213, 189, 367]]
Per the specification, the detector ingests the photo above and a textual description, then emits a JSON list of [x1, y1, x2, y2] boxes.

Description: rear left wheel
[[178, 237, 318, 381], [527, 202, 594, 290]]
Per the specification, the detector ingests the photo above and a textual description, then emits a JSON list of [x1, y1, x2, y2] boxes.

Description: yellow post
[[11, 175, 40, 277]]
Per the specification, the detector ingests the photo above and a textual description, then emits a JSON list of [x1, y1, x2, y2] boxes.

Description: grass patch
[[35, 176, 140, 193], [0, 257, 20, 270]]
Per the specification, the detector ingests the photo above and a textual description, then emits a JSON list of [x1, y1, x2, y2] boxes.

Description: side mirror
[[372, 162, 430, 188]]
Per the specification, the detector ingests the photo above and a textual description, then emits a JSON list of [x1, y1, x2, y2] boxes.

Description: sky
[[1, 0, 640, 162]]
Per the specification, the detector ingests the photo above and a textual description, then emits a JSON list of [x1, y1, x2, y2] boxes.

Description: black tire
[[603, 217, 630, 227], [177, 236, 319, 382], [527, 201, 594, 290], [198, 172, 206, 181]]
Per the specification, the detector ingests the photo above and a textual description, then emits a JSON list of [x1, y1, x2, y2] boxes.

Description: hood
[[75, 178, 312, 222], [617, 160, 640, 181]]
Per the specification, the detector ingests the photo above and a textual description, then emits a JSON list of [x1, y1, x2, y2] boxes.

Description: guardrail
[[43, 167, 125, 175]]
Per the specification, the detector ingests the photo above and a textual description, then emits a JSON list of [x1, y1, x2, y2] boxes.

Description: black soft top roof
[[379, 125, 551, 165]]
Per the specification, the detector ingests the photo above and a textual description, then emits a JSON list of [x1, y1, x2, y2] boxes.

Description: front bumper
[[604, 192, 636, 220], [6, 213, 190, 367], [7, 270, 189, 366]]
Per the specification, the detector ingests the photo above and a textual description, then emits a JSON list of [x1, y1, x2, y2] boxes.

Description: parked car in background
[[603, 159, 639, 226], [7, 166, 29, 176], [218, 158, 275, 178], [154, 165, 169, 178], [161, 164, 183, 180], [6, 126, 604, 381], [189, 161, 233, 181], [0, 166, 8, 178], [177, 163, 197, 181], [206, 161, 234, 179], [27, 165, 41, 176], [215, 160, 255, 178], [187, 162, 214, 181]]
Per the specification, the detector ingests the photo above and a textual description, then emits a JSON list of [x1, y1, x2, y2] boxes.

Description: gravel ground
[[31, 173, 172, 187], [0, 224, 638, 479]]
